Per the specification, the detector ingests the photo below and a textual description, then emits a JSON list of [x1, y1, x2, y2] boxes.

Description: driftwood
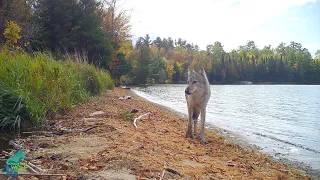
[[165, 168, 182, 177], [28, 162, 46, 173], [120, 86, 130, 89], [22, 131, 54, 134], [119, 95, 131, 100], [2, 150, 13, 156], [160, 169, 166, 180], [82, 126, 98, 133], [9, 140, 23, 149], [133, 112, 150, 128], [159, 168, 182, 179], [26, 164, 39, 174]]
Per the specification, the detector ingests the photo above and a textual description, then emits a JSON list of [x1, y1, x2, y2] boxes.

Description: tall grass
[[0, 48, 114, 130]]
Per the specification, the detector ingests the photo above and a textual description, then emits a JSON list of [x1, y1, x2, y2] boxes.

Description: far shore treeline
[[1, 0, 320, 86], [0, 0, 320, 129]]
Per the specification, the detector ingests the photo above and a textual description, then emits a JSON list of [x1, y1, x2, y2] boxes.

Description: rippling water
[[133, 85, 320, 169]]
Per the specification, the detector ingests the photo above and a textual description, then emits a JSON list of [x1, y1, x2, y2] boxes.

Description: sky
[[121, 0, 319, 55]]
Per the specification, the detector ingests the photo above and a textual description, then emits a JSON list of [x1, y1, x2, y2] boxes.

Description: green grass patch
[[0, 48, 114, 130], [121, 110, 135, 122]]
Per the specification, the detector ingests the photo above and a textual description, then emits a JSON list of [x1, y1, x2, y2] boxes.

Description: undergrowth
[[0, 48, 114, 130]]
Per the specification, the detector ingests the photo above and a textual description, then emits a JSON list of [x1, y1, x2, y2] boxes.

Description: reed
[[0, 48, 114, 130]]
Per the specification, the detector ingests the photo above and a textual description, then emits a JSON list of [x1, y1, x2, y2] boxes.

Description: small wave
[[253, 132, 320, 154]]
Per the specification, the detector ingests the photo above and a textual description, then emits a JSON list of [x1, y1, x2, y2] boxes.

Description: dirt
[[10, 88, 312, 180]]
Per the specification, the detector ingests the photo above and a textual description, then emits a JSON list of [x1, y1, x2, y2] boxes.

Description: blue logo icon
[[2, 150, 27, 178]]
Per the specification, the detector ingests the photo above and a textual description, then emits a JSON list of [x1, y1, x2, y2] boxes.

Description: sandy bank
[[5, 88, 312, 179]]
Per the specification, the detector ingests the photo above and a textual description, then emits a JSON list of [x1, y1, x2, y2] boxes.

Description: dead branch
[[22, 131, 54, 134], [2, 150, 13, 156], [133, 112, 150, 128], [160, 169, 166, 180], [82, 126, 99, 133], [165, 168, 182, 177], [26, 164, 39, 174], [9, 140, 23, 149], [28, 162, 46, 173]]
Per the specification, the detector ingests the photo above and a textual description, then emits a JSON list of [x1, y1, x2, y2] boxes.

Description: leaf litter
[[17, 88, 311, 180]]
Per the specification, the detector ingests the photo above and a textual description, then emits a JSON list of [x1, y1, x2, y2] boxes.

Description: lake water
[[132, 85, 320, 170]]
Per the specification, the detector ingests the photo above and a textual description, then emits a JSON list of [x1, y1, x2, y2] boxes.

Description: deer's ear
[[188, 67, 191, 76], [201, 68, 206, 76]]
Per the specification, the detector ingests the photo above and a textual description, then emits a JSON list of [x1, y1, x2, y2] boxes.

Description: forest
[[1, 0, 320, 86]]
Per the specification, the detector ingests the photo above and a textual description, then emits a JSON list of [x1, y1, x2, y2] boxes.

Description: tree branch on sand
[[133, 112, 150, 128]]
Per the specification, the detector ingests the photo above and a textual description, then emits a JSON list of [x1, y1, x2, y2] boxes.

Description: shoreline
[[2, 88, 315, 179], [131, 88, 320, 178]]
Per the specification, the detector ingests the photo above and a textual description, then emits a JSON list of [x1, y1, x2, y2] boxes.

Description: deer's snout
[[185, 90, 191, 95]]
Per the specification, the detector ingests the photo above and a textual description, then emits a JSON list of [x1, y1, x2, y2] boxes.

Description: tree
[[100, 0, 131, 49], [149, 47, 167, 83], [260, 45, 274, 60], [153, 37, 162, 49], [133, 34, 152, 84], [315, 49, 320, 59], [33, 0, 113, 68], [118, 40, 133, 59], [207, 41, 225, 83], [131, 35, 320, 84], [175, 38, 186, 47], [289, 41, 302, 51], [0, 0, 40, 48], [109, 52, 132, 85], [312, 52, 320, 82], [3, 21, 21, 46], [276, 42, 286, 60], [245, 40, 256, 51], [136, 34, 151, 48], [172, 61, 181, 83]]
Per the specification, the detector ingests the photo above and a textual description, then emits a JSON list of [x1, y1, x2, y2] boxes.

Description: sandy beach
[[4, 88, 313, 180]]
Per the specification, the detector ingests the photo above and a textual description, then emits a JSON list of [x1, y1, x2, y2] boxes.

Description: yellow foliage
[[3, 21, 21, 46], [159, 47, 165, 55], [151, 44, 159, 54], [167, 64, 174, 80], [191, 57, 198, 69], [118, 40, 133, 59]]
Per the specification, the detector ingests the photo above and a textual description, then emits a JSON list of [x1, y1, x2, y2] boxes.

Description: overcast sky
[[121, 0, 319, 55]]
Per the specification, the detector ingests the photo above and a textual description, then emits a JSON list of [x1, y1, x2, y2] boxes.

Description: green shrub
[[121, 110, 135, 122], [0, 49, 114, 130]]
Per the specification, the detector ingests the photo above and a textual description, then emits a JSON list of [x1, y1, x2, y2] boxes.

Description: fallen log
[[133, 112, 150, 128]]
